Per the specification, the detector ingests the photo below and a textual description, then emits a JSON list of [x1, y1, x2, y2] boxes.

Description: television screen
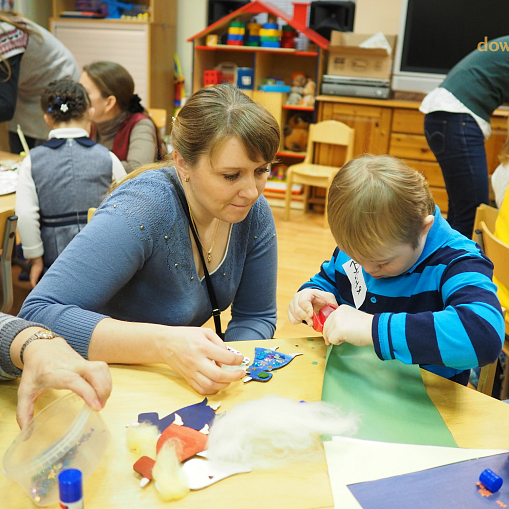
[[400, 0, 509, 75]]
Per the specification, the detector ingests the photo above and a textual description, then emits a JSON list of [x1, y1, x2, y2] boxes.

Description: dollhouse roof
[[187, 1, 329, 50]]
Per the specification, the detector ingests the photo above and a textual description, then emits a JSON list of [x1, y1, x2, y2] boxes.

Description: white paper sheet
[[324, 436, 508, 509]]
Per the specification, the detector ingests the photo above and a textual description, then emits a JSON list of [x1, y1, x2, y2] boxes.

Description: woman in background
[[0, 10, 79, 153], [80, 61, 166, 172]]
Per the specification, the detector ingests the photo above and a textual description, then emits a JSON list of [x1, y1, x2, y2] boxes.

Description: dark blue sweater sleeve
[[0, 54, 21, 123]]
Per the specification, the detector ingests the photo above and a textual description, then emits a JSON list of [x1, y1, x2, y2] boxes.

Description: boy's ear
[[422, 214, 434, 235]]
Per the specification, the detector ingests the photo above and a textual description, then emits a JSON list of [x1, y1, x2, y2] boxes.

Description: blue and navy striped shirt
[[300, 207, 504, 383]]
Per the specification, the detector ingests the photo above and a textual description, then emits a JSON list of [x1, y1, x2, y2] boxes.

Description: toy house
[[187, 1, 329, 161]]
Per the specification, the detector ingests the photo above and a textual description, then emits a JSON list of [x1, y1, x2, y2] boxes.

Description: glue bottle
[[59, 468, 84, 509]]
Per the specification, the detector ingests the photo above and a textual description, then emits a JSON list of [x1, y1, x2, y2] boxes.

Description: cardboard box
[[327, 32, 397, 80]]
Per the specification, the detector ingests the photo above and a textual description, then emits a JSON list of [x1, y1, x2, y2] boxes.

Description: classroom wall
[[6, 0, 403, 105]]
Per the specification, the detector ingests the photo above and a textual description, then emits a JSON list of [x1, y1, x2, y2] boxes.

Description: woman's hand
[[287, 289, 339, 326], [157, 327, 246, 395], [322, 305, 374, 347], [16, 336, 112, 429]]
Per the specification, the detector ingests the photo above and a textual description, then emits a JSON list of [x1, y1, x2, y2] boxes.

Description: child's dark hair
[[41, 79, 91, 123]]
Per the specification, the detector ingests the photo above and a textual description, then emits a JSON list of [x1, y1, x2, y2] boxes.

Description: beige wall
[[354, 0, 403, 36]]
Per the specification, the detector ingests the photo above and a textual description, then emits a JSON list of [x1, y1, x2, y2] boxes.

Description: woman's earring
[[184, 176, 190, 182]]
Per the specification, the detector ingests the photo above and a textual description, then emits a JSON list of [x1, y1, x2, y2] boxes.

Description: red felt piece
[[156, 423, 208, 462], [312, 304, 338, 332], [133, 455, 156, 479]]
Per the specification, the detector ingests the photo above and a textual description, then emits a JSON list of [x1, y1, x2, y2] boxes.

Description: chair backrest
[[147, 108, 167, 136], [303, 120, 355, 166], [480, 221, 509, 289], [0, 208, 17, 313], [87, 208, 97, 223], [472, 203, 498, 241]]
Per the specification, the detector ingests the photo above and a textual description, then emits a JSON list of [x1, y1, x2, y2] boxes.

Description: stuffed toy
[[286, 72, 306, 105], [299, 78, 316, 108], [284, 113, 311, 152]]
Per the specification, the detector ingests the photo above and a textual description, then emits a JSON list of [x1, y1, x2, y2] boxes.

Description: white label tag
[[342, 259, 367, 309]]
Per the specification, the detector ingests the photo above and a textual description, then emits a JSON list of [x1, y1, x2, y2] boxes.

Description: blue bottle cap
[[479, 468, 503, 493], [59, 468, 83, 503]]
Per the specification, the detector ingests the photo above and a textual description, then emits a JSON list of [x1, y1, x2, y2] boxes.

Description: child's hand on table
[[287, 288, 338, 326], [323, 305, 374, 347]]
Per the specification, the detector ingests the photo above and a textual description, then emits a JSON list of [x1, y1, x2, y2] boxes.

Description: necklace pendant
[[207, 251, 212, 263]]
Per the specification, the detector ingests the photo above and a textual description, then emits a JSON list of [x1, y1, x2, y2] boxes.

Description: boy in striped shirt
[[288, 154, 504, 384]]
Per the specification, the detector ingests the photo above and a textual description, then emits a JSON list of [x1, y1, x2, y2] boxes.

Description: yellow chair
[[283, 120, 354, 227], [0, 208, 18, 313], [87, 208, 97, 223], [474, 215, 509, 397], [147, 108, 167, 137]]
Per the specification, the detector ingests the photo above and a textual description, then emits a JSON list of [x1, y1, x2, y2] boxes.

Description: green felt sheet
[[322, 343, 457, 447]]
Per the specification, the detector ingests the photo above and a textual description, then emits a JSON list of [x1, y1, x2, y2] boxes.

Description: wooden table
[[1, 337, 509, 509], [0, 150, 22, 212]]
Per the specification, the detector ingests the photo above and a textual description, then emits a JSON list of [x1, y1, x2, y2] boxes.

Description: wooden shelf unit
[[316, 95, 509, 213], [50, 0, 176, 128]]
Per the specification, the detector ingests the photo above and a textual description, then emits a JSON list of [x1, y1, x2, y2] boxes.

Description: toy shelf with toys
[[188, 1, 329, 206]]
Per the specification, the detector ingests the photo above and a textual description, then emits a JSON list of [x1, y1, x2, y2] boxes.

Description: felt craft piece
[[312, 304, 338, 332], [347, 453, 509, 509], [156, 423, 208, 462], [244, 346, 303, 383], [181, 458, 252, 490], [322, 343, 457, 447], [133, 456, 155, 481], [138, 398, 218, 433]]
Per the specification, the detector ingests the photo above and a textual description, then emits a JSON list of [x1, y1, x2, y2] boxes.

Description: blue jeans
[[424, 111, 489, 238]]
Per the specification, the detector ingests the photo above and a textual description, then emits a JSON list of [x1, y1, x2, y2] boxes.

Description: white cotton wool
[[206, 395, 358, 470]]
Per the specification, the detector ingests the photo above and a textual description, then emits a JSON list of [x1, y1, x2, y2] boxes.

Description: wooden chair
[[87, 208, 97, 223], [283, 120, 355, 227], [147, 108, 167, 137], [0, 209, 18, 313], [474, 213, 509, 397]]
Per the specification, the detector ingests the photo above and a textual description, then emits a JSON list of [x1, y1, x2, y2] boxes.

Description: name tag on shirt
[[342, 259, 366, 309]]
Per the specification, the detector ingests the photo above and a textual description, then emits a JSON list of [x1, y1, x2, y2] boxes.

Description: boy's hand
[[323, 305, 374, 347], [288, 289, 338, 326]]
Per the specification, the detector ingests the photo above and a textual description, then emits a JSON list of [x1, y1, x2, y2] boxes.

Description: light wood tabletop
[[1, 337, 508, 509], [0, 150, 22, 212]]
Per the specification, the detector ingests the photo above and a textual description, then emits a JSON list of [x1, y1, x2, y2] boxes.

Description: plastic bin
[[3, 393, 110, 506]]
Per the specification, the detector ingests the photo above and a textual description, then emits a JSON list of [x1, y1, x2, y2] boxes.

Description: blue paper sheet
[[348, 453, 509, 508]]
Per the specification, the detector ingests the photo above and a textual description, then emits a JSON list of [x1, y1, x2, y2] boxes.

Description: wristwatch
[[19, 329, 58, 366]]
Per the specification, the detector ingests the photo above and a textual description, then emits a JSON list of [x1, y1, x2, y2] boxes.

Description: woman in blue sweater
[[19, 84, 280, 395]]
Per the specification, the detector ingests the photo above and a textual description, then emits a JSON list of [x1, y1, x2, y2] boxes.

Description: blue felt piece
[[245, 348, 300, 382], [348, 453, 509, 509], [138, 398, 216, 433]]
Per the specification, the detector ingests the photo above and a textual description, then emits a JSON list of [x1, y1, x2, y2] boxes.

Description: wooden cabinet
[[50, 0, 176, 128], [317, 95, 509, 214]]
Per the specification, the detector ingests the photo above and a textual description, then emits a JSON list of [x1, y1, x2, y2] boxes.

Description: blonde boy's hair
[[327, 154, 435, 260]]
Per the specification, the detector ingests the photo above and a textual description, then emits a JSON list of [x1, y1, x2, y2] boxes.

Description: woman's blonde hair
[[111, 84, 280, 190], [327, 154, 435, 260]]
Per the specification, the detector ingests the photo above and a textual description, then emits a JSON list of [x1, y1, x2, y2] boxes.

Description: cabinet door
[[318, 101, 392, 156], [51, 20, 149, 106]]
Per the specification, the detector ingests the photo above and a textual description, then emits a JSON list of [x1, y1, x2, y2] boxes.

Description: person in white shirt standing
[[420, 35, 509, 238]]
